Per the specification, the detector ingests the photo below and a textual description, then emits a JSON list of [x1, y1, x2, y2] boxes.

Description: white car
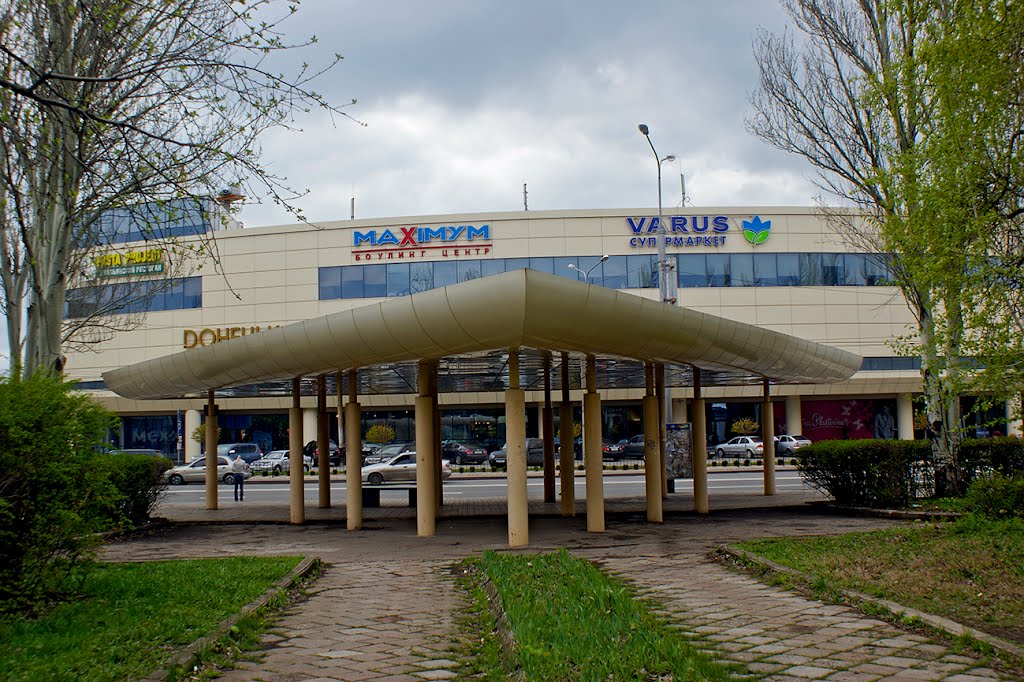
[[776, 434, 812, 455], [165, 456, 252, 485], [250, 450, 313, 474], [361, 452, 452, 485], [714, 436, 763, 458]]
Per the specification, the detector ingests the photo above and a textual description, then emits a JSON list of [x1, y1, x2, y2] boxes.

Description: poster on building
[[799, 399, 898, 441], [666, 423, 692, 479]]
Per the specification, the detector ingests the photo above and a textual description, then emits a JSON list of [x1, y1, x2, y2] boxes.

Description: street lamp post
[[567, 254, 609, 284], [638, 124, 676, 304]]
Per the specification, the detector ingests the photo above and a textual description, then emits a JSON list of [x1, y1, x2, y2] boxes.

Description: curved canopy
[[104, 269, 862, 400]]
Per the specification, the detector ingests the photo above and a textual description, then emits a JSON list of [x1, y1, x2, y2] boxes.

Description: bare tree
[[0, 0, 361, 377], [749, 0, 1023, 494]]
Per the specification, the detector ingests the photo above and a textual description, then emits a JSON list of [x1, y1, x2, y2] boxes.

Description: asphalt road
[[163, 469, 811, 502]]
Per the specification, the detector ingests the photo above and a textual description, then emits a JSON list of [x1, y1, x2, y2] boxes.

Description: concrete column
[[302, 407, 317, 450], [289, 378, 305, 524], [558, 353, 575, 517], [762, 381, 776, 496], [785, 395, 802, 437], [345, 371, 362, 530], [542, 353, 556, 504], [692, 397, 708, 514], [185, 409, 201, 462], [897, 393, 915, 440], [204, 391, 218, 510], [429, 363, 442, 509], [1008, 396, 1023, 437], [317, 375, 330, 508], [506, 349, 529, 547], [584, 355, 604, 533], [643, 366, 663, 522], [415, 362, 436, 537]]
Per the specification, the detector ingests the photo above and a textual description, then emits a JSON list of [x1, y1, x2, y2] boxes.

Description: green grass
[[734, 515, 1024, 644], [474, 549, 737, 681], [0, 556, 302, 682]]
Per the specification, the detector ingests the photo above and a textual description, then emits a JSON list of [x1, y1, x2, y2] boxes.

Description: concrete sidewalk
[[104, 494, 1016, 680]]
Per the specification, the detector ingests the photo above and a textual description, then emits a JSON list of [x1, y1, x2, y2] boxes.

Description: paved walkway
[[102, 493, 1016, 681]]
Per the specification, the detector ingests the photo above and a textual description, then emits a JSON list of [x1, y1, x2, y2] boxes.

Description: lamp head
[[599, 254, 609, 263], [567, 263, 579, 271], [638, 123, 650, 136], [663, 155, 677, 163]]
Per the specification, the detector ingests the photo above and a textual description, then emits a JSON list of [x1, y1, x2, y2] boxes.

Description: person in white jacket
[[231, 455, 249, 501]]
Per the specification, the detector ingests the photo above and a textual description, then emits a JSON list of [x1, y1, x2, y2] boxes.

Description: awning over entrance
[[103, 269, 861, 399]]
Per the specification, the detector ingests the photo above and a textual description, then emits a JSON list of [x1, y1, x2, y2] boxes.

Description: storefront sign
[[624, 215, 772, 249], [353, 224, 493, 261], [183, 325, 278, 349], [93, 248, 165, 278]]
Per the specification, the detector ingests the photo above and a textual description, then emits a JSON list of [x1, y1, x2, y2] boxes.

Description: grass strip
[[734, 515, 1024, 644], [0, 556, 301, 682], [477, 548, 737, 681]]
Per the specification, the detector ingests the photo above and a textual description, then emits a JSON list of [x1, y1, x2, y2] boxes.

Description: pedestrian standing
[[231, 455, 248, 501]]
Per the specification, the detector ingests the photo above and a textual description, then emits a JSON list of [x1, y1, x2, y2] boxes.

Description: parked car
[[714, 436, 763, 458], [601, 440, 626, 461], [442, 441, 489, 465], [488, 438, 545, 470], [251, 450, 313, 474], [216, 442, 263, 464], [165, 456, 252, 485], [616, 435, 647, 458], [303, 440, 342, 466], [361, 452, 452, 485], [110, 448, 170, 460], [364, 441, 415, 465], [776, 434, 812, 455]]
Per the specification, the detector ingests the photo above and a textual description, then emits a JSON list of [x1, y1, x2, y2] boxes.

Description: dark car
[[304, 440, 342, 467], [364, 441, 416, 465], [488, 438, 545, 470], [617, 435, 647, 458], [442, 441, 489, 465], [216, 442, 263, 464]]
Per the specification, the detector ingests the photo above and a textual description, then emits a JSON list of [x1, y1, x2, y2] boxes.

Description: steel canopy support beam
[[542, 352, 556, 504], [317, 374, 330, 509], [643, 363, 663, 523]]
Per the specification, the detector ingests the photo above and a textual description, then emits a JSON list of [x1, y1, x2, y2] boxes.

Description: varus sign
[[354, 224, 490, 247], [625, 215, 731, 248], [353, 224, 493, 262]]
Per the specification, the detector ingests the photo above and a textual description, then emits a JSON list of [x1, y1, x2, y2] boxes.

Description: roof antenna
[[523, 182, 529, 211], [351, 183, 356, 220]]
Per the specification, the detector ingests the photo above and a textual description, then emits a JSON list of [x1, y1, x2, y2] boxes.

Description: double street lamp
[[568, 254, 609, 283], [638, 123, 677, 304]]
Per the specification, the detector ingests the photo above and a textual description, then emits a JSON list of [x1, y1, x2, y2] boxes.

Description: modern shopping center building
[[69, 205, 1018, 462]]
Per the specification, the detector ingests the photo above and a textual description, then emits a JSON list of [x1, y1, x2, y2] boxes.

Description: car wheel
[[454, 454, 464, 465], [223, 473, 236, 484], [272, 465, 282, 473], [746, 449, 754, 457], [368, 472, 384, 485], [715, 448, 725, 458], [169, 474, 185, 485]]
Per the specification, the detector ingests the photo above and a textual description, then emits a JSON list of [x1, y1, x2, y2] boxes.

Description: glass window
[[386, 263, 409, 297], [457, 260, 481, 282], [504, 258, 529, 272], [777, 254, 800, 286], [163, 279, 185, 310], [603, 256, 627, 289], [319, 267, 341, 300], [705, 254, 730, 287], [341, 266, 364, 299], [575, 256, 606, 286], [363, 264, 387, 298], [183, 277, 202, 308], [433, 261, 458, 288], [678, 254, 706, 288], [528, 257, 554, 274], [627, 254, 657, 288], [409, 262, 433, 294], [481, 259, 505, 277], [822, 253, 843, 286], [843, 254, 868, 285], [552, 256, 578, 280], [753, 253, 777, 286], [730, 254, 755, 287], [865, 253, 891, 285], [799, 253, 822, 286]]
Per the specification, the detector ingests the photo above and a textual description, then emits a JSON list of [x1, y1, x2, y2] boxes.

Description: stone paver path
[[603, 554, 1012, 681], [216, 560, 462, 682]]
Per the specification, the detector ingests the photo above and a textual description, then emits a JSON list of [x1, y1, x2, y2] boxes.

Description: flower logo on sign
[[742, 216, 771, 246]]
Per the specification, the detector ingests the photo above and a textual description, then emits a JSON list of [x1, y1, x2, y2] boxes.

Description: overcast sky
[[240, 0, 821, 227]]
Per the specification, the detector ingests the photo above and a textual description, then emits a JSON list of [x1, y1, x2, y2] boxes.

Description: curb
[[717, 545, 1024, 661], [806, 501, 961, 522], [142, 556, 320, 681]]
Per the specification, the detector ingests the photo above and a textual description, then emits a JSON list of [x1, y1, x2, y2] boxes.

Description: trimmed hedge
[[97, 453, 172, 527], [797, 439, 931, 507], [963, 474, 1024, 519], [958, 437, 1024, 485]]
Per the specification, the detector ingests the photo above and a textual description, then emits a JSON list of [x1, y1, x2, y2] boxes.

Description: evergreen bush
[[97, 452, 171, 527], [963, 474, 1024, 519]]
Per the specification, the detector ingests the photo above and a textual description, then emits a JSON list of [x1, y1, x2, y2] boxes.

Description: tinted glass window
[[433, 261, 458, 288], [481, 259, 505, 277], [363, 264, 387, 297], [678, 254, 706, 288], [799, 253, 822, 286], [821, 253, 843, 286], [386, 263, 410, 296], [409, 263, 433, 293], [627, 254, 657, 288], [553, 256, 578, 280], [341, 266, 364, 298], [457, 260, 482, 282], [319, 267, 341, 300], [528, 257, 554, 274], [705, 254, 730, 287], [777, 254, 800, 286], [753, 253, 777, 286], [504, 258, 529, 272], [603, 256, 627, 289], [730, 254, 755, 287], [843, 254, 868, 285]]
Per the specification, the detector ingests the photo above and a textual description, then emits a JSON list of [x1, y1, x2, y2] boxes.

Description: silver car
[[776, 434, 812, 455], [714, 436, 763, 458], [361, 452, 452, 485], [250, 450, 313, 474], [165, 456, 253, 485]]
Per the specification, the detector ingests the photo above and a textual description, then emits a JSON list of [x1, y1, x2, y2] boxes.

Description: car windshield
[[216, 444, 232, 455]]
